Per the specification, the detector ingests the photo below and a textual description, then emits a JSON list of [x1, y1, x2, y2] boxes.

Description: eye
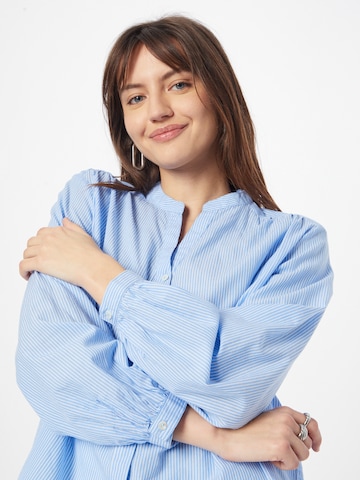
[[171, 81, 191, 91], [128, 95, 145, 105]]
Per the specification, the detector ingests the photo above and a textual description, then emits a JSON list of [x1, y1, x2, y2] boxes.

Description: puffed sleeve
[[16, 170, 186, 448], [99, 215, 333, 429]]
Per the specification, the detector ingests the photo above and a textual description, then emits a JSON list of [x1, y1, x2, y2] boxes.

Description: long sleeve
[[15, 168, 332, 480], [16, 169, 188, 448], [17, 168, 333, 443], [99, 213, 333, 429], [16, 271, 186, 447]]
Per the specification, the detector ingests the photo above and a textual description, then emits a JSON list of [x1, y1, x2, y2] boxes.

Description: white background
[[1, 0, 359, 478]]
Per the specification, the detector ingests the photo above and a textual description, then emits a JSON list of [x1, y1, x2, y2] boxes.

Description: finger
[[23, 245, 40, 259], [62, 218, 84, 232], [286, 415, 312, 459], [272, 428, 311, 470], [19, 259, 33, 280], [271, 444, 304, 471], [291, 431, 311, 463], [36, 226, 51, 236], [27, 236, 41, 247], [283, 408, 320, 452], [307, 417, 322, 452], [303, 434, 313, 450], [296, 412, 321, 452], [295, 422, 312, 450], [271, 410, 311, 469], [290, 409, 312, 426]]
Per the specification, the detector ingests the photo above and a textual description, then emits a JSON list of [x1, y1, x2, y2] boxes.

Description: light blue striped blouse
[[16, 168, 333, 479]]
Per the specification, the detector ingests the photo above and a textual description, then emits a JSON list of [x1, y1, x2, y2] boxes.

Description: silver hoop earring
[[131, 144, 145, 170]]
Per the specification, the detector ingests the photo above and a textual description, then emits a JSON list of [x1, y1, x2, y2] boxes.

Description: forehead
[[118, 40, 194, 89], [126, 44, 170, 78]]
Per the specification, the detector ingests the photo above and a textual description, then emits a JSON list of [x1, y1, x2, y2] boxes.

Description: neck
[[160, 169, 230, 212]]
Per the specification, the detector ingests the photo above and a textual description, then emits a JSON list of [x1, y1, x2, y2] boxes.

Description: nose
[[148, 93, 174, 122]]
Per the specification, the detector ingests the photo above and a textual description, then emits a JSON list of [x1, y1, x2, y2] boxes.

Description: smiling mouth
[[150, 124, 186, 142]]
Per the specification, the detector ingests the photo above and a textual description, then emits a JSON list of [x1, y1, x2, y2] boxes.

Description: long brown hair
[[102, 15, 280, 210]]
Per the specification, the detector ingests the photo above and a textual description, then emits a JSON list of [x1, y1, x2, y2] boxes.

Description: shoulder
[[239, 195, 330, 254], [63, 168, 124, 190], [245, 194, 327, 236], [264, 208, 327, 239], [244, 201, 333, 291], [49, 169, 137, 230], [56, 167, 138, 200]]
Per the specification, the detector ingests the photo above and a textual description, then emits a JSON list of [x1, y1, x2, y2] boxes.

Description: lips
[[149, 124, 186, 142]]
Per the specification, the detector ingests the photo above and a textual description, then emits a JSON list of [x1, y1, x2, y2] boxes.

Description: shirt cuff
[[148, 392, 187, 449], [99, 270, 142, 324]]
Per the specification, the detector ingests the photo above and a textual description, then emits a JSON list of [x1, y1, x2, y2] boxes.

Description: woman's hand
[[217, 406, 321, 470], [19, 218, 124, 304], [174, 406, 321, 471]]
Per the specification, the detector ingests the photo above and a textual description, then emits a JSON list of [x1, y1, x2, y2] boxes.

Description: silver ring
[[298, 423, 308, 441], [303, 412, 311, 427]]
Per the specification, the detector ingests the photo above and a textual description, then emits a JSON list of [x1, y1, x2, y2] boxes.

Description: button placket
[[158, 421, 168, 431], [103, 310, 113, 321]]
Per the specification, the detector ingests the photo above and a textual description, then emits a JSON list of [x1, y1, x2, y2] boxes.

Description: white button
[[158, 421, 168, 431], [104, 310, 113, 321], [161, 274, 169, 281]]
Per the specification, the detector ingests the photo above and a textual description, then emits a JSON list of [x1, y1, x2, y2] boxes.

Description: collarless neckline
[[145, 182, 252, 213]]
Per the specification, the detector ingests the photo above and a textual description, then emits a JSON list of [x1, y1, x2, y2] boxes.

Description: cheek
[[191, 95, 217, 129], [123, 115, 137, 143], [198, 107, 218, 133]]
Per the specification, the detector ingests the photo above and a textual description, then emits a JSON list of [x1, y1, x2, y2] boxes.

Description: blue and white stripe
[[16, 168, 333, 479]]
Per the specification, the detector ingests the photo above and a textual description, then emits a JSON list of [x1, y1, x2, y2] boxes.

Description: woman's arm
[[20, 218, 123, 304], [17, 263, 321, 468], [99, 219, 333, 428], [174, 405, 321, 471], [16, 270, 186, 448], [17, 171, 189, 448], [21, 216, 333, 429]]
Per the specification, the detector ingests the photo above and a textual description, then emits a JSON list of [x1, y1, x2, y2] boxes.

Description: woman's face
[[120, 44, 219, 176]]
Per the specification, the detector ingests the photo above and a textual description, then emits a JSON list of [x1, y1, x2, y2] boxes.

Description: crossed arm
[[17, 217, 324, 470]]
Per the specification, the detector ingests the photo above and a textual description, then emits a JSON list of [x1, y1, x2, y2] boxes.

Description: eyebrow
[[120, 68, 184, 92]]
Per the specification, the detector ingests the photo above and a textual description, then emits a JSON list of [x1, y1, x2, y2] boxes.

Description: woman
[[17, 15, 333, 479]]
